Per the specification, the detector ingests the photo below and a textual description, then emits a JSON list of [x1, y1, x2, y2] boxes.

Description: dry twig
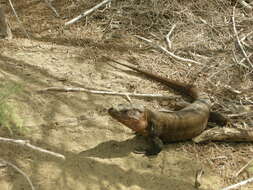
[[234, 158, 253, 177], [220, 176, 253, 190], [8, 0, 30, 39], [227, 112, 253, 118], [232, 6, 253, 69], [44, 0, 60, 18], [238, 0, 253, 10], [0, 159, 35, 190], [195, 168, 204, 188], [165, 24, 176, 49], [38, 87, 177, 100], [0, 137, 65, 160], [232, 50, 249, 69], [135, 35, 202, 65], [65, 0, 112, 26]]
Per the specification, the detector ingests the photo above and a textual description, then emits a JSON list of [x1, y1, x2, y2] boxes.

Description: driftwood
[[0, 7, 12, 39], [193, 127, 253, 143]]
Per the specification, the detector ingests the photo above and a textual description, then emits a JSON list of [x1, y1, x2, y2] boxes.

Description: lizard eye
[[128, 110, 141, 119]]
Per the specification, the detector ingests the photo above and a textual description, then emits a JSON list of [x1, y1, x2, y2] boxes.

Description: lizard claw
[[133, 148, 160, 156], [133, 148, 146, 154]]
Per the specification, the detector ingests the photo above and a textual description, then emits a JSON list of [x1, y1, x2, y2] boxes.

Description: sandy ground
[[0, 39, 225, 190], [0, 0, 252, 190]]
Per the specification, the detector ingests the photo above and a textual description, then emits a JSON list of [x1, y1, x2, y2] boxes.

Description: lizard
[[105, 57, 227, 156]]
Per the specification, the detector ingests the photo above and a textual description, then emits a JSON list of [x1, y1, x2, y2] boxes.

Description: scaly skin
[[106, 57, 226, 156]]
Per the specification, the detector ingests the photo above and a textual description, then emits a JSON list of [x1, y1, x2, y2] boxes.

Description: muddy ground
[[0, 0, 252, 190]]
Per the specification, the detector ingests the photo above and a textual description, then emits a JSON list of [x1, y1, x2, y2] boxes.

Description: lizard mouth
[[108, 107, 118, 117]]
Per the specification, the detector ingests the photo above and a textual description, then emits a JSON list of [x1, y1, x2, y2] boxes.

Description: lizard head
[[108, 104, 148, 133]]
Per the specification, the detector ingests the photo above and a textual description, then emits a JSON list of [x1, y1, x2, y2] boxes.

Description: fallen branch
[[232, 6, 253, 69], [8, 0, 30, 39], [135, 35, 202, 65], [0, 137, 65, 160], [220, 176, 253, 190], [0, 159, 35, 190], [65, 0, 112, 26], [193, 127, 253, 143], [38, 87, 177, 100]]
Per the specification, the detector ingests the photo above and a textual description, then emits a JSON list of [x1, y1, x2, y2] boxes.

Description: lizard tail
[[104, 57, 200, 101]]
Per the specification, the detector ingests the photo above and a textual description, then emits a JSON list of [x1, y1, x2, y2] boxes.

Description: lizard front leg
[[134, 121, 164, 156]]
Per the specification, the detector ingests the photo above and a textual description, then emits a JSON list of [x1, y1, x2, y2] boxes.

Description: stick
[[232, 6, 253, 69], [220, 176, 253, 190], [223, 84, 242, 95], [165, 24, 176, 49], [135, 35, 202, 65], [228, 111, 253, 118], [238, 0, 252, 10], [234, 158, 253, 177], [65, 0, 112, 26], [231, 50, 249, 69], [195, 168, 204, 188], [38, 87, 177, 100], [0, 137, 65, 160], [193, 127, 253, 143], [8, 0, 30, 39], [0, 159, 35, 190], [44, 0, 60, 18]]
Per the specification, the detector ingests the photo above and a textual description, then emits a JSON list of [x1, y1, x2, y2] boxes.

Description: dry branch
[[193, 127, 253, 143], [0, 137, 65, 160], [135, 35, 202, 65], [38, 87, 177, 100], [0, 159, 35, 190], [234, 158, 253, 177], [165, 24, 176, 49], [228, 111, 253, 118], [232, 7, 253, 69], [65, 0, 112, 26], [220, 176, 253, 190]]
